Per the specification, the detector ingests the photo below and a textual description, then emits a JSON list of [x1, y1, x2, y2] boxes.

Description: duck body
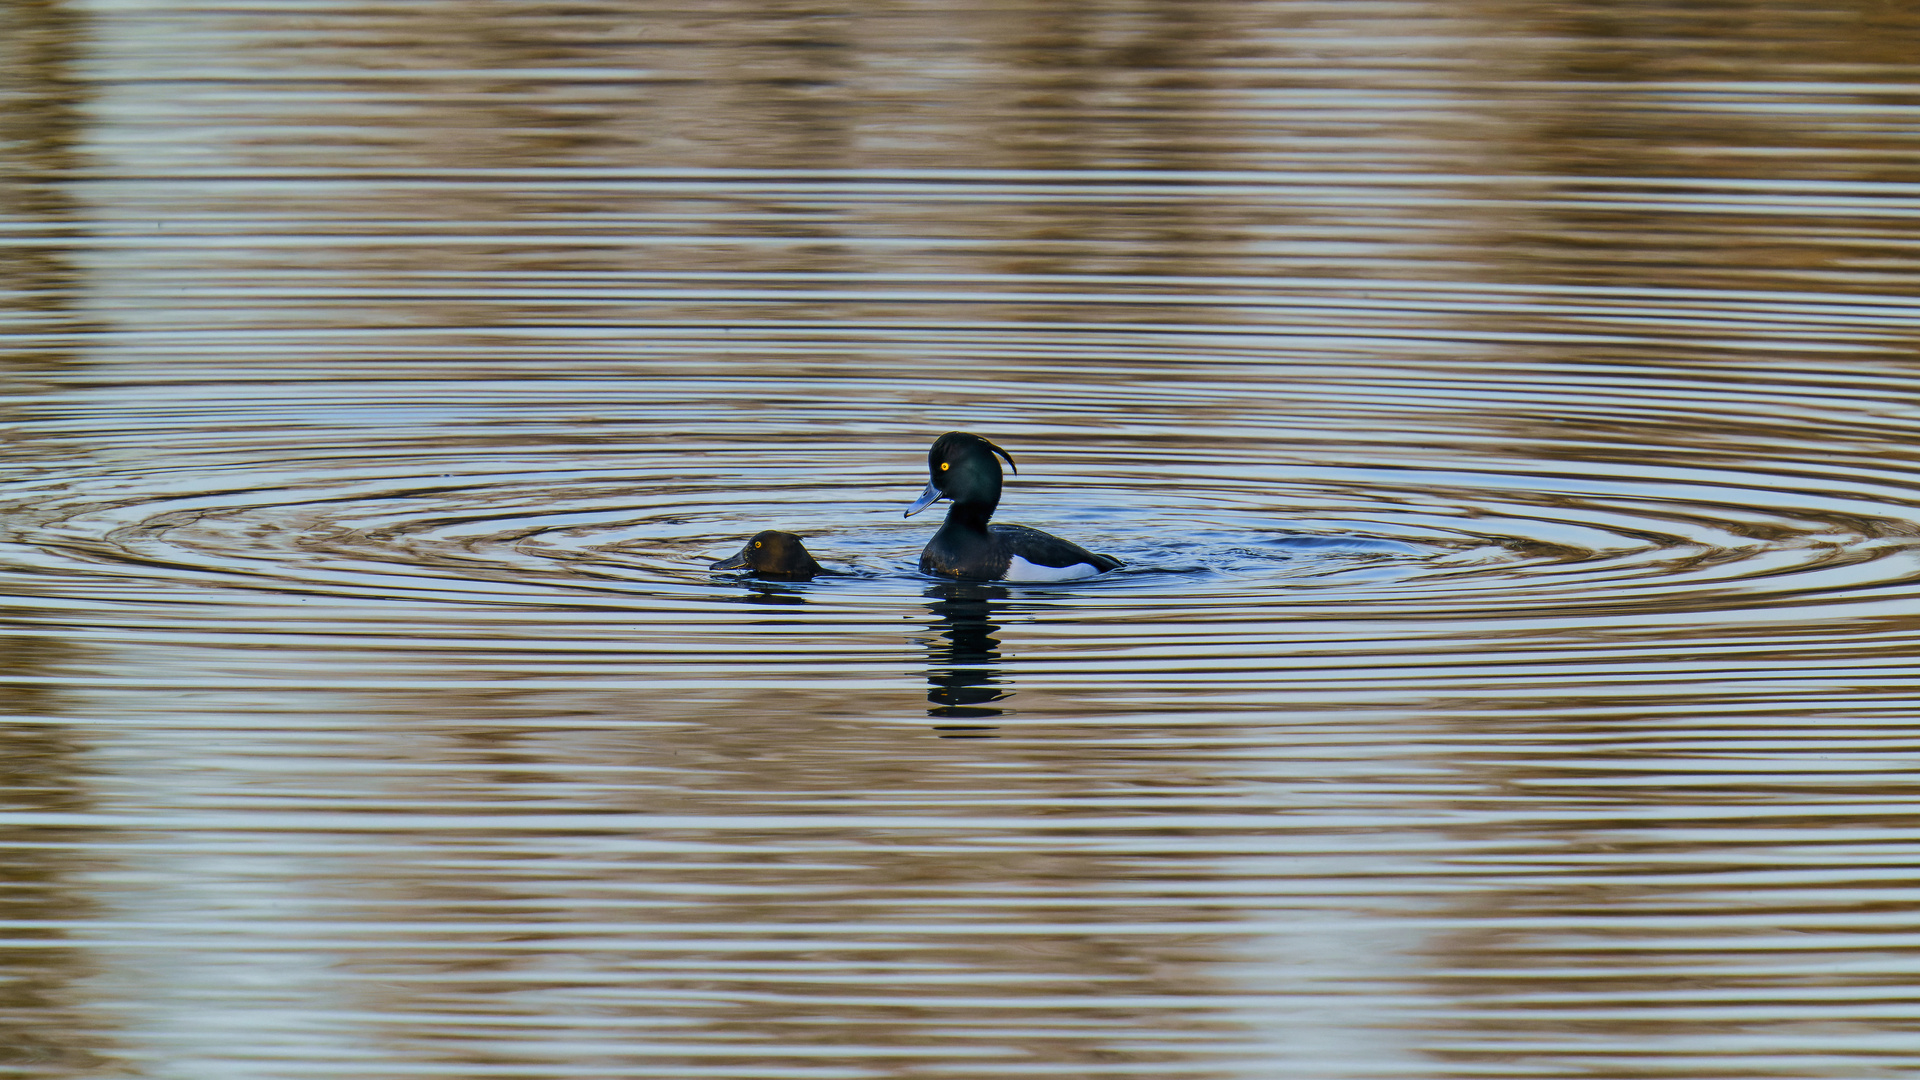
[[923, 520, 1121, 582], [710, 530, 825, 581], [906, 431, 1122, 583]]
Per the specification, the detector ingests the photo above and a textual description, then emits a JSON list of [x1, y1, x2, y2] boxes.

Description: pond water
[[5, 1, 1920, 1077]]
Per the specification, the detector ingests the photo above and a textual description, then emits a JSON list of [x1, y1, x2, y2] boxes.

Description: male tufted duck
[[710, 530, 825, 581], [904, 431, 1122, 582]]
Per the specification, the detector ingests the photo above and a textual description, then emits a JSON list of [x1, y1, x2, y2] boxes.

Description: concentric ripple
[[9, 342, 1919, 636]]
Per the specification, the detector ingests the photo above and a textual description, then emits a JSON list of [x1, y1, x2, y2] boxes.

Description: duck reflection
[[921, 582, 1013, 736], [718, 580, 809, 607]]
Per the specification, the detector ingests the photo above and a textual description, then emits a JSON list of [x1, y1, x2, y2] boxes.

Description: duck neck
[[939, 497, 996, 534]]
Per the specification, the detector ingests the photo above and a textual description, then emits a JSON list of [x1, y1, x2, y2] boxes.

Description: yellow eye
[[940, 462, 950, 471], [753, 541, 762, 548]]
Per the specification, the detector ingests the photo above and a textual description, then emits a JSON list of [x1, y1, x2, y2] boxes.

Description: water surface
[[5, 1, 1920, 1077]]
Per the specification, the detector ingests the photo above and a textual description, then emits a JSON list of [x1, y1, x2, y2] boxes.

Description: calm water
[[5, 1, 1920, 1077]]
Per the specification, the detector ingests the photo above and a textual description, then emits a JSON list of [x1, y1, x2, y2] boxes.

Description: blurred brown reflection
[[0, 0, 91, 360], [1475, 0, 1920, 296], [954, 0, 1240, 278], [76, 0, 1348, 347], [0, 631, 113, 1074], [87, 0, 887, 343], [1511, 0, 1920, 113], [0, 2, 113, 1071], [1414, 630, 1920, 1077], [315, 683, 1249, 1077], [1432, 0, 1920, 529]]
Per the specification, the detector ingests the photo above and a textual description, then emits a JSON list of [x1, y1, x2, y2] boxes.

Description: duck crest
[[929, 432, 1015, 524]]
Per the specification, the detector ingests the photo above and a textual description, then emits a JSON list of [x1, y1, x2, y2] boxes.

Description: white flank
[[1004, 554, 1099, 582]]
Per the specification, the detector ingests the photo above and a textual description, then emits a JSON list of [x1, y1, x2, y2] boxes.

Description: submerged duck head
[[709, 530, 824, 581], [904, 431, 1017, 521]]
